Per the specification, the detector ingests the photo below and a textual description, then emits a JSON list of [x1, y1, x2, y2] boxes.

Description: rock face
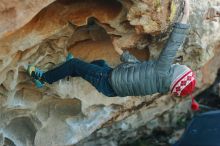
[[0, 0, 56, 39], [0, 0, 219, 146]]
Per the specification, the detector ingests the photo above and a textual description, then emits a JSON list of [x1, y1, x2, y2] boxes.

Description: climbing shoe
[[27, 65, 45, 88], [66, 52, 74, 61]]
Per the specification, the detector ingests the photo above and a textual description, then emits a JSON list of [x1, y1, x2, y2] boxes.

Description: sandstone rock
[[0, 0, 55, 39], [0, 0, 219, 146], [36, 98, 82, 122], [169, 129, 185, 144], [127, 0, 183, 34], [3, 117, 37, 146]]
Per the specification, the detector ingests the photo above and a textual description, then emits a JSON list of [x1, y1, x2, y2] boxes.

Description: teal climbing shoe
[[27, 65, 45, 88], [66, 52, 74, 61], [34, 79, 44, 88]]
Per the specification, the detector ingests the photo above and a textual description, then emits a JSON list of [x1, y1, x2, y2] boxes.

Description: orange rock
[[0, 0, 56, 39]]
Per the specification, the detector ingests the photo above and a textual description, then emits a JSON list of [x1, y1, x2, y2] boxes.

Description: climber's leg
[[90, 60, 111, 69], [42, 58, 116, 96]]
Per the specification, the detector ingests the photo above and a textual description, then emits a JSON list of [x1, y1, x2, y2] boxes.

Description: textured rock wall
[[0, 0, 55, 39], [0, 0, 219, 146]]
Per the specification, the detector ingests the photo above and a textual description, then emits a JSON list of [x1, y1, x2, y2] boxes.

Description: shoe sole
[[28, 65, 35, 76]]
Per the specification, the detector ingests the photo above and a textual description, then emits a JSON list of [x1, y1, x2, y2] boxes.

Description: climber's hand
[[180, 0, 190, 24], [204, 6, 220, 22], [112, 38, 123, 55]]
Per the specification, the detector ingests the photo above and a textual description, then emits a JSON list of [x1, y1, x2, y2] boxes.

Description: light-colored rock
[[3, 117, 37, 146], [127, 0, 183, 34], [0, 0, 219, 146], [0, 0, 55, 39], [169, 129, 185, 144]]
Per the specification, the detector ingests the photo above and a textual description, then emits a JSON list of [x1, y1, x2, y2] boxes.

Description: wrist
[[180, 14, 189, 24], [180, 19, 188, 24]]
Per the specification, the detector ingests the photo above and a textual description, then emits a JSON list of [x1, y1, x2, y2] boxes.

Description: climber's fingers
[[204, 7, 220, 20], [205, 16, 218, 22], [112, 38, 123, 55], [210, 18, 218, 22]]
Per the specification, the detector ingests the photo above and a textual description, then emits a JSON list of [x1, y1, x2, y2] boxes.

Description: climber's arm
[[156, 23, 190, 72], [112, 38, 140, 63], [156, 0, 190, 73]]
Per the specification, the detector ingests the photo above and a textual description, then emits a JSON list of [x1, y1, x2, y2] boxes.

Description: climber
[[27, 0, 196, 105], [204, 5, 220, 21]]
